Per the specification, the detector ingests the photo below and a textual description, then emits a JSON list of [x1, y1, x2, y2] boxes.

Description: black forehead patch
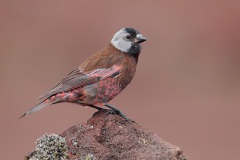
[[124, 28, 139, 37]]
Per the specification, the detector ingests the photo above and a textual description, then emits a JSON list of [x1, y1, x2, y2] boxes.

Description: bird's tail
[[18, 98, 59, 119]]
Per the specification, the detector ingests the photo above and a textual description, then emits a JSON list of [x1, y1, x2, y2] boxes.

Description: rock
[[26, 110, 188, 160], [60, 110, 188, 160]]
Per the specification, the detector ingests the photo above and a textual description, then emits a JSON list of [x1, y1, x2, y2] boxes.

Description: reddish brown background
[[1, 0, 240, 159]]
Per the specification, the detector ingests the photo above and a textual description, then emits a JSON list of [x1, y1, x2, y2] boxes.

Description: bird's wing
[[38, 64, 123, 100]]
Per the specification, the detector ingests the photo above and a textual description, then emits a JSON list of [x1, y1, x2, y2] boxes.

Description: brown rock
[[60, 110, 188, 160]]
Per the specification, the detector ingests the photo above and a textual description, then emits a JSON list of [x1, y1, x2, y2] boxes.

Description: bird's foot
[[75, 101, 132, 121], [104, 104, 132, 122]]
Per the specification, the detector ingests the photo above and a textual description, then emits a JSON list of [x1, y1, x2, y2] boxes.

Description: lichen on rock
[[25, 134, 68, 160]]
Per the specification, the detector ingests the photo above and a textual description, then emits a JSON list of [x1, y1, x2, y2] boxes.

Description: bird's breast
[[117, 56, 137, 90]]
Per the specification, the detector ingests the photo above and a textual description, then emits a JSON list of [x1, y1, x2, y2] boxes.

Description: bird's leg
[[74, 101, 103, 110], [74, 101, 131, 121], [104, 104, 131, 121]]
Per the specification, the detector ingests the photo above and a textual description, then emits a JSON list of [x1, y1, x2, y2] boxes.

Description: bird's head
[[111, 28, 147, 58]]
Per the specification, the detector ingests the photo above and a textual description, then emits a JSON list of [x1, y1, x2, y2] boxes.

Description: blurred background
[[0, 0, 240, 159]]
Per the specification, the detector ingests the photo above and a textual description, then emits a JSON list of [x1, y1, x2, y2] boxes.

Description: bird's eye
[[126, 35, 131, 40]]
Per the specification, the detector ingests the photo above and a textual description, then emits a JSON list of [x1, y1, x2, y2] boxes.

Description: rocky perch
[[25, 110, 188, 160]]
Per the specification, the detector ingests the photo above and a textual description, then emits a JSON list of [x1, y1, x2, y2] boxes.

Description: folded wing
[[38, 65, 122, 100]]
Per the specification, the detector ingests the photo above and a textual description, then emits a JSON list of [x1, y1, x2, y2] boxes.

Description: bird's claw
[[104, 104, 132, 122], [105, 109, 132, 122], [87, 103, 132, 122]]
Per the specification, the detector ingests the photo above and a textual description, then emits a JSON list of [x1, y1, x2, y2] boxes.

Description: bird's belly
[[76, 78, 121, 106], [96, 78, 121, 103]]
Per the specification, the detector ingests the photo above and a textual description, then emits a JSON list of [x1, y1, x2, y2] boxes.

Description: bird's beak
[[135, 34, 147, 43]]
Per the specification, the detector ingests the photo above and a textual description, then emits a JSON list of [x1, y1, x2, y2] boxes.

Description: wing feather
[[38, 65, 122, 100]]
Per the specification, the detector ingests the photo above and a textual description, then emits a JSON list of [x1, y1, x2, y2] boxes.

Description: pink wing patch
[[85, 64, 122, 80], [39, 65, 123, 100]]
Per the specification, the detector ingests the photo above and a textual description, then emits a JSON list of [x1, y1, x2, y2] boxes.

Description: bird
[[18, 28, 147, 120]]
